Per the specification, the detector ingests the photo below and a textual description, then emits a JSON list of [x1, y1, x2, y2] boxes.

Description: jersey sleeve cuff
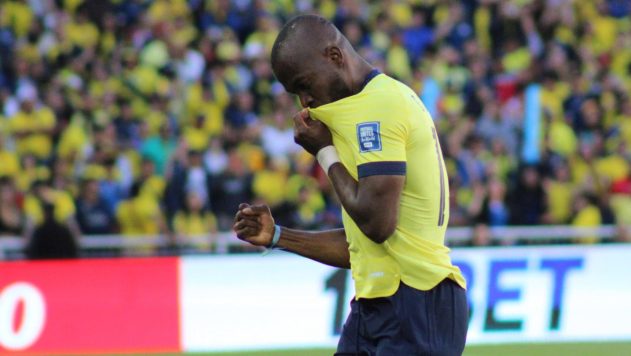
[[357, 161, 407, 178]]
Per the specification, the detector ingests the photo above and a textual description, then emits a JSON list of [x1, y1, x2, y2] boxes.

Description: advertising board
[[1, 245, 630, 354], [0, 258, 180, 355], [180, 245, 631, 351]]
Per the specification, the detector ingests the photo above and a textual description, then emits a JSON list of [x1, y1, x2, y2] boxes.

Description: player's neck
[[349, 58, 376, 96]]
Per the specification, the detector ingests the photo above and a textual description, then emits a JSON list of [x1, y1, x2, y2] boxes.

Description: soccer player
[[234, 15, 468, 356]]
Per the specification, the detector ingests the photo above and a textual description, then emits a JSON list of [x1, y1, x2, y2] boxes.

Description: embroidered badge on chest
[[356, 122, 382, 153]]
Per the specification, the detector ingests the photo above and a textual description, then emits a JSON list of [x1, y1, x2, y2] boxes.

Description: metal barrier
[[0, 225, 625, 260]]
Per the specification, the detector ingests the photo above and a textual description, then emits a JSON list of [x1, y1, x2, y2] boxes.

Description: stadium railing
[[0, 225, 625, 260]]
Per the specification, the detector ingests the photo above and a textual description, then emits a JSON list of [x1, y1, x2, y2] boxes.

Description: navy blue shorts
[[335, 278, 468, 356]]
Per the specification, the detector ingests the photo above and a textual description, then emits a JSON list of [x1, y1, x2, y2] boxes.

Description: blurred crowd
[[1, 0, 630, 257]]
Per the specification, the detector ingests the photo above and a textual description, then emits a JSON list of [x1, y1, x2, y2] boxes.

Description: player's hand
[[293, 109, 333, 156], [233, 203, 276, 247]]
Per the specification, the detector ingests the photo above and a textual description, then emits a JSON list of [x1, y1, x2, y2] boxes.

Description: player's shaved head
[[271, 15, 350, 70], [271, 15, 373, 109]]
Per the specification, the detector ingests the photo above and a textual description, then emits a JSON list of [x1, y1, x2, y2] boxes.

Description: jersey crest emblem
[[357, 122, 382, 153]]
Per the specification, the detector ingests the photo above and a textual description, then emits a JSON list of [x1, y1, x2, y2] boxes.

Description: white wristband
[[316, 145, 341, 176], [262, 225, 281, 256]]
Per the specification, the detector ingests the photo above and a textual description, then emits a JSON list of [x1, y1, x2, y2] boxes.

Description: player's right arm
[[234, 203, 350, 269]]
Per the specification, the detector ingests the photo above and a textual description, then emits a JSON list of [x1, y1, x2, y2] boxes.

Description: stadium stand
[[0, 0, 630, 258]]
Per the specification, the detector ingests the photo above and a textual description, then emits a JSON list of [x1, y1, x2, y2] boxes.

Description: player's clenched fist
[[233, 203, 276, 247]]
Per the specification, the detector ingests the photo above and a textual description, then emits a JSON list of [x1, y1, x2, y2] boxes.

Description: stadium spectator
[[116, 181, 174, 249], [0, 178, 23, 236], [173, 192, 218, 251], [23, 179, 79, 232], [210, 149, 254, 231], [448, 179, 471, 227], [203, 137, 228, 175], [25, 202, 78, 260], [402, 8, 434, 65], [542, 161, 575, 224], [476, 102, 521, 157], [141, 123, 177, 176], [0, 136, 19, 178], [510, 166, 546, 225], [469, 178, 510, 227], [11, 86, 55, 161], [261, 110, 301, 158], [471, 223, 492, 247], [75, 179, 115, 235], [23, 179, 81, 259], [183, 150, 211, 207], [135, 158, 166, 205], [572, 193, 603, 244], [94, 156, 128, 216], [224, 91, 258, 130]]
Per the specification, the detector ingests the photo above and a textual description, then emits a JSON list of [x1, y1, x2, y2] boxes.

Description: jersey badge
[[357, 122, 382, 153]]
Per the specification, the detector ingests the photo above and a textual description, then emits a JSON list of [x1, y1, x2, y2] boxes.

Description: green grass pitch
[[94, 341, 631, 356]]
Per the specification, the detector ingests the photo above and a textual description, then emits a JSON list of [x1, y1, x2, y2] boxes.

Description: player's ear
[[326, 46, 344, 68]]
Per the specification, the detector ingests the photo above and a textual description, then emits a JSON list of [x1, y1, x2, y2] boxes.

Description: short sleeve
[[352, 116, 408, 179]]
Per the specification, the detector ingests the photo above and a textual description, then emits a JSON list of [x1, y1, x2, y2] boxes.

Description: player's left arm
[[294, 109, 407, 244], [328, 166, 404, 244]]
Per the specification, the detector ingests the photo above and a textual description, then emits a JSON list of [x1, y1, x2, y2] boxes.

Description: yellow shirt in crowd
[[24, 190, 76, 226], [116, 195, 161, 235], [0, 150, 20, 178], [173, 211, 217, 249], [10, 107, 56, 159]]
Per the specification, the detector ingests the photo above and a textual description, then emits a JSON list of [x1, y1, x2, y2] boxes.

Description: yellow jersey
[[0, 150, 19, 178], [10, 107, 56, 159], [116, 195, 161, 236], [173, 211, 217, 249], [309, 70, 466, 299], [24, 190, 76, 226]]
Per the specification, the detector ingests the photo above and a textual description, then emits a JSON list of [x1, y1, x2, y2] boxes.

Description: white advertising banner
[[179, 255, 347, 352], [450, 245, 631, 344], [179, 244, 631, 352]]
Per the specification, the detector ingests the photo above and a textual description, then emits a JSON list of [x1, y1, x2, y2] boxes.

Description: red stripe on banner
[[0, 258, 181, 355]]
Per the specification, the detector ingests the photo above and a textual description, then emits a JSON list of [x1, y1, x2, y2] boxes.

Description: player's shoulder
[[365, 75, 419, 108], [362, 76, 420, 123]]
